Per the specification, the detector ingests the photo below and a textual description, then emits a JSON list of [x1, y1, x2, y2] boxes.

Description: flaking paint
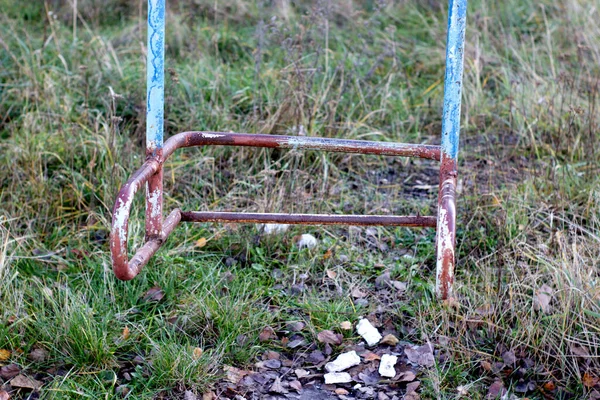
[[146, 0, 165, 156]]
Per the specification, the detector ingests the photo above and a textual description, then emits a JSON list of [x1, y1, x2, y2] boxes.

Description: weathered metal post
[[435, 0, 467, 299], [145, 0, 165, 241]]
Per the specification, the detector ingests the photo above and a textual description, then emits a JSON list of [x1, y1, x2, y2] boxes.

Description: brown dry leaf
[[142, 286, 164, 302], [542, 381, 556, 392], [351, 287, 368, 298], [259, 326, 277, 342], [335, 388, 349, 395], [534, 284, 553, 313], [122, 326, 130, 340], [0, 349, 10, 362], [322, 249, 333, 260], [583, 372, 599, 388], [486, 379, 506, 399], [195, 237, 208, 248], [326, 269, 337, 279], [362, 351, 381, 361], [270, 377, 287, 394], [571, 344, 590, 357], [480, 360, 492, 372], [317, 330, 342, 345], [380, 334, 399, 346], [0, 364, 21, 379], [289, 380, 302, 391], [10, 374, 43, 390], [0, 390, 9, 400], [397, 370, 417, 382], [224, 365, 249, 384], [405, 344, 435, 367], [340, 321, 352, 330], [405, 381, 421, 400], [193, 347, 203, 360], [27, 348, 48, 362], [202, 392, 217, 400]]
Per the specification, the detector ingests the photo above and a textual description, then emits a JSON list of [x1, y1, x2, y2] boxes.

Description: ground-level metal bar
[[435, 0, 467, 300], [110, 131, 439, 284], [181, 211, 437, 228]]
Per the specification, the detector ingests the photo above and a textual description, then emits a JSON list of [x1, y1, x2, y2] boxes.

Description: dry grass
[[0, 0, 598, 398]]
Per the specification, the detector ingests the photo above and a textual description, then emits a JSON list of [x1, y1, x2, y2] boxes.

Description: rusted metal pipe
[[435, 0, 467, 300], [181, 211, 437, 228], [163, 132, 441, 161]]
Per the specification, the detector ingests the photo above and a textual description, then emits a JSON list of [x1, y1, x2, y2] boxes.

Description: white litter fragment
[[324, 372, 352, 384], [262, 224, 289, 235], [297, 234, 318, 249], [325, 351, 361, 372], [378, 354, 398, 378], [356, 318, 382, 346]]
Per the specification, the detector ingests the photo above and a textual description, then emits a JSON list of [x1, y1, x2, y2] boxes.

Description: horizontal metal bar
[[180, 211, 437, 227], [163, 132, 441, 161]]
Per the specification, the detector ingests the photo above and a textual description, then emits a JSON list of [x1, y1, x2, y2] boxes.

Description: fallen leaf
[[10, 374, 43, 390], [542, 381, 556, 392], [487, 379, 506, 399], [362, 351, 381, 361], [317, 330, 343, 345], [193, 347, 203, 360], [405, 344, 435, 367], [380, 334, 399, 346], [184, 391, 197, 400], [202, 392, 217, 400], [224, 365, 249, 384], [0, 349, 10, 362], [0, 390, 9, 400], [27, 348, 48, 362], [502, 350, 517, 366], [259, 326, 277, 342], [0, 364, 21, 379], [583, 372, 599, 388], [142, 286, 164, 302], [122, 326, 130, 340], [405, 381, 421, 400], [534, 284, 553, 313], [571, 344, 590, 357], [390, 280, 407, 292], [326, 269, 337, 279], [289, 380, 302, 391], [396, 370, 417, 382], [195, 237, 208, 248], [335, 388, 349, 395], [295, 368, 309, 378], [351, 287, 368, 298], [340, 321, 352, 330], [264, 350, 280, 360], [322, 249, 333, 260], [269, 377, 288, 394], [480, 360, 492, 372]]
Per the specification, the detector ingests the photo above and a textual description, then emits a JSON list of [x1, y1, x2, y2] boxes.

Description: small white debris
[[325, 351, 361, 372], [378, 354, 398, 378], [356, 318, 382, 346], [262, 224, 289, 235], [353, 384, 362, 390], [297, 234, 318, 249], [324, 372, 352, 384]]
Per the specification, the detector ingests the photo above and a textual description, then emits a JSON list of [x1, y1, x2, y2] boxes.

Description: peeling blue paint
[[441, 0, 467, 160], [146, 0, 165, 156]]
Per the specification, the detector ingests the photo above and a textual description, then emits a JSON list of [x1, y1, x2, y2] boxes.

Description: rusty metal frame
[[110, 0, 467, 299]]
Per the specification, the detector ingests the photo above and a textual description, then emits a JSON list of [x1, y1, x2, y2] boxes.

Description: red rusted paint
[[111, 132, 442, 281], [435, 155, 457, 300], [163, 132, 441, 161], [181, 211, 437, 227], [145, 149, 163, 240]]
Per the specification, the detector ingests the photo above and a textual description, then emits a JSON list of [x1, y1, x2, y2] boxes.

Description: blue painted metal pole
[[436, 0, 467, 299], [146, 0, 165, 157], [145, 0, 165, 240]]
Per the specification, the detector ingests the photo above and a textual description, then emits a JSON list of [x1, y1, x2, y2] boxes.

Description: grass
[[0, 0, 599, 398]]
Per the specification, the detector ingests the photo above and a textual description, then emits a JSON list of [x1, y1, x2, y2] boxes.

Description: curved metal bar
[[163, 131, 441, 161], [110, 159, 160, 280]]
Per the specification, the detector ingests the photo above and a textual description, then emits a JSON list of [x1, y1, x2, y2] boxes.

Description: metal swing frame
[[110, 0, 467, 299]]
